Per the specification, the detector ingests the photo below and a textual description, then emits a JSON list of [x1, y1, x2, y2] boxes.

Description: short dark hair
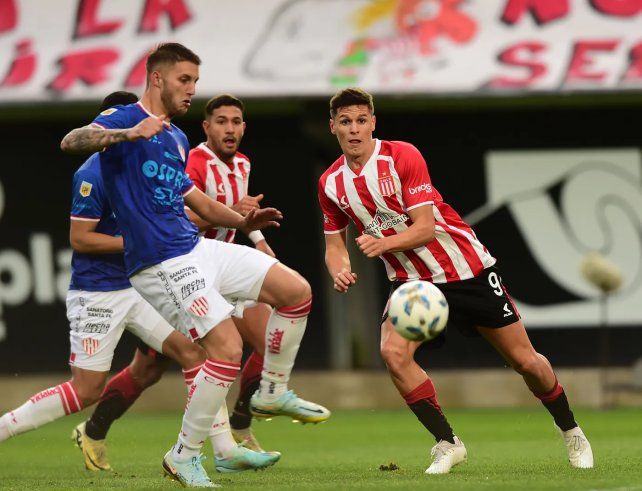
[[146, 42, 201, 74], [329, 87, 374, 118], [204, 94, 244, 118], [99, 91, 138, 112]]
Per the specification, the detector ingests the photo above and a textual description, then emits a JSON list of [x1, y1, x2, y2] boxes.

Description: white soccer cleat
[[425, 436, 467, 475], [558, 426, 593, 469]]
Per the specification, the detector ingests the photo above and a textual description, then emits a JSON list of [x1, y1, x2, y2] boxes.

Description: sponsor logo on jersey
[[339, 194, 350, 210], [80, 322, 110, 334], [169, 266, 198, 283], [181, 278, 206, 300], [99, 108, 117, 116], [364, 210, 409, 236], [217, 183, 226, 196], [378, 174, 396, 197], [79, 181, 93, 197], [408, 182, 432, 195]]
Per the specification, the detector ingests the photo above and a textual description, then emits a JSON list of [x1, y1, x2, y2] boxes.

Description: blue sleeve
[[70, 169, 105, 220], [91, 104, 131, 130]]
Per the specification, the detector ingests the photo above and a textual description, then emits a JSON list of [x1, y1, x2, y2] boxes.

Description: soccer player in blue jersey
[[48, 92, 277, 475], [60, 43, 319, 488], [0, 92, 209, 456]]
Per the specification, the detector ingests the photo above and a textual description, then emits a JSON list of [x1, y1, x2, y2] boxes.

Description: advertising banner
[[0, 0, 641, 102]]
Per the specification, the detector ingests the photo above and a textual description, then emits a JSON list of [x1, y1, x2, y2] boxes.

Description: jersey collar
[[343, 138, 380, 178]]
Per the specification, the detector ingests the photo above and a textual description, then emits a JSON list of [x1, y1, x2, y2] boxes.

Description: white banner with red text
[[0, 0, 641, 102]]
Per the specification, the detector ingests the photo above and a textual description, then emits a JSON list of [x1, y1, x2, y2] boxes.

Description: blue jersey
[[69, 154, 131, 292], [92, 102, 199, 276]]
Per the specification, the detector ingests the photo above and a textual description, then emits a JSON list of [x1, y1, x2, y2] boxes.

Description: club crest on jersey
[[178, 144, 186, 162], [339, 194, 350, 210], [82, 338, 99, 356], [378, 174, 396, 197], [99, 108, 117, 116], [79, 181, 93, 197], [189, 297, 209, 317]]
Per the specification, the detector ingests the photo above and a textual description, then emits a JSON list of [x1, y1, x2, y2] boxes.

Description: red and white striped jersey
[[186, 143, 251, 243], [318, 139, 495, 283]]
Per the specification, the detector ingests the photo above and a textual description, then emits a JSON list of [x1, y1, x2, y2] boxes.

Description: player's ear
[[371, 114, 376, 131], [202, 119, 209, 132], [151, 70, 162, 88], [329, 118, 336, 135]]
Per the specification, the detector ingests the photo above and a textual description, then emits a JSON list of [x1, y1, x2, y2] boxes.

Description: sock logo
[[29, 387, 59, 404], [268, 382, 275, 395], [267, 328, 284, 354]]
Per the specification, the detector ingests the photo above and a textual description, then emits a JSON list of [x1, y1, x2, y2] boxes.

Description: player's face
[[202, 105, 245, 161], [330, 105, 376, 163], [158, 61, 199, 117]]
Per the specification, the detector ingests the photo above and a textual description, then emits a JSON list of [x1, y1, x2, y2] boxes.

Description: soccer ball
[[388, 280, 449, 342]]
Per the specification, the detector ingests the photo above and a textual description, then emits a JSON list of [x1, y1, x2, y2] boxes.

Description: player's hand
[[232, 194, 264, 216], [241, 207, 282, 233], [333, 269, 358, 293], [125, 115, 169, 141], [356, 234, 388, 258], [255, 239, 276, 258]]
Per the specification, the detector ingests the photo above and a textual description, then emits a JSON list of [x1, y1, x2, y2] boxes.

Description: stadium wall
[[0, 97, 641, 374]]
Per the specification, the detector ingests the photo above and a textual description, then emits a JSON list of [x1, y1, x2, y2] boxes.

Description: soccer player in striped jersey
[[319, 88, 593, 474]]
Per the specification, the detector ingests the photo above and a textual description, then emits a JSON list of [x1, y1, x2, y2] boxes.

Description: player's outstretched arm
[[60, 116, 168, 155], [325, 231, 357, 293], [70, 220, 124, 254], [184, 187, 282, 232], [356, 205, 435, 258]]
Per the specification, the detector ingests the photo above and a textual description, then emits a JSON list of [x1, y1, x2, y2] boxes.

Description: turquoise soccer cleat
[[250, 390, 331, 423], [162, 450, 218, 488], [214, 444, 281, 473]]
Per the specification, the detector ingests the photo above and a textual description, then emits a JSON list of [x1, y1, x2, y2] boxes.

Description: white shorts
[[67, 287, 174, 372], [130, 238, 278, 341]]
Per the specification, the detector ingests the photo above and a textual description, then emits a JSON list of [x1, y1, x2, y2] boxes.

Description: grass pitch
[[0, 408, 640, 490]]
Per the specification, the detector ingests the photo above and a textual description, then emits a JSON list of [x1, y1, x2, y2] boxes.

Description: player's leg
[[250, 262, 330, 422], [0, 366, 106, 443], [477, 320, 593, 468], [0, 289, 130, 444], [379, 317, 466, 474]]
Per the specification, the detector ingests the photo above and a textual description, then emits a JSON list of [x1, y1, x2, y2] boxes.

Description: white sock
[[209, 405, 237, 458], [0, 382, 82, 441], [259, 298, 311, 402], [172, 359, 240, 462]]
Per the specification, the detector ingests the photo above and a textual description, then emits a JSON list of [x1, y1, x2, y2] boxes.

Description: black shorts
[[135, 338, 168, 362], [383, 266, 520, 345]]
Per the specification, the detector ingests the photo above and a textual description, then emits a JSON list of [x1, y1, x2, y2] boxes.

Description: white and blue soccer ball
[[389, 280, 449, 342]]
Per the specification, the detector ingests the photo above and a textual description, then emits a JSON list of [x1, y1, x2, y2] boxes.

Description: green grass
[[0, 408, 640, 490]]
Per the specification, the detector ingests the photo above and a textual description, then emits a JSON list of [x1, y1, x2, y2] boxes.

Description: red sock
[[403, 378, 454, 443]]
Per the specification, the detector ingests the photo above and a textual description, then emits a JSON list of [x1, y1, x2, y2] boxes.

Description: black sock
[[542, 392, 577, 431], [408, 399, 455, 444], [85, 390, 137, 440], [229, 377, 261, 430]]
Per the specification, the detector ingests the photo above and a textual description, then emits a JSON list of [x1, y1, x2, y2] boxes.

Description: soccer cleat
[[71, 421, 112, 472], [214, 443, 281, 473], [162, 450, 218, 488], [231, 427, 281, 457], [558, 425, 594, 469], [250, 390, 331, 424], [425, 436, 467, 475]]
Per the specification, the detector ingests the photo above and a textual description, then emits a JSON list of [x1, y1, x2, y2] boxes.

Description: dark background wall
[[0, 95, 640, 373]]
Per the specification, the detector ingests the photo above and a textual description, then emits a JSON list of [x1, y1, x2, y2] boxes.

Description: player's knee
[[511, 353, 542, 377], [72, 379, 105, 407], [380, 344, 410, 373], [281, 275, 311, 307], [177, 343, 207, 371], [135, 363, 166, 388]]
